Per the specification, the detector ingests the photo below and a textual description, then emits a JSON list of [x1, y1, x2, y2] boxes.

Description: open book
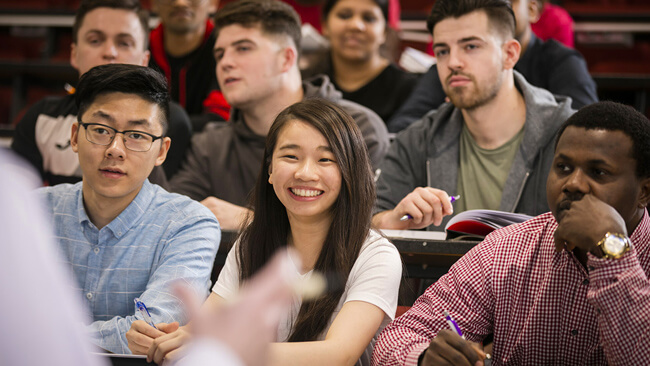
[[445, 209, 533, 240]]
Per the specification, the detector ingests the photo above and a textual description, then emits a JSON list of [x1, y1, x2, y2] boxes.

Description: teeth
[[291, 188, 323, 197]]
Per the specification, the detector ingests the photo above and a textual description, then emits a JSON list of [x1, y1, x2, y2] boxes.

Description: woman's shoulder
[[358, 229, 400, 258]]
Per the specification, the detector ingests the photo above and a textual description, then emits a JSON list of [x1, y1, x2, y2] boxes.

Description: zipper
[[511, 171, 530, 212]]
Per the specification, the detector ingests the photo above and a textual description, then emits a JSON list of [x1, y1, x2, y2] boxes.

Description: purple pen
[[442, 310, 465, 339], [399, 195, 460, 221]]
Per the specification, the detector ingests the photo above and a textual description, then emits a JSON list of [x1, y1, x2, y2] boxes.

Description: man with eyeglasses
[[150, 0, 229, 128], [37, 64, 220, 354]]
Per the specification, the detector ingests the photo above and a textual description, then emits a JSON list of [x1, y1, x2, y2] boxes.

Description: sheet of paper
[[381, 229, 447, 241]]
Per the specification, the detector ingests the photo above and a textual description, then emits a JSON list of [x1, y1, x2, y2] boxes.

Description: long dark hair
[[237, 98, 375, 341]]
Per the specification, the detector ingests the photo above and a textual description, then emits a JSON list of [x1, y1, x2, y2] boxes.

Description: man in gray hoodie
[[169, 0, 389, 229], [372, 0, 575, 231]]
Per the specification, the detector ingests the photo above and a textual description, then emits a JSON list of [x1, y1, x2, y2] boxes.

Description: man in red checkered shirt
[[372, 100, 650, 365]]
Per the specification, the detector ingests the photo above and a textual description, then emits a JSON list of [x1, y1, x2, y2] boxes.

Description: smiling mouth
[[290, 188, 324, 197]]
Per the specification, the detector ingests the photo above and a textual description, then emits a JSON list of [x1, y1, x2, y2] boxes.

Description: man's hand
[[373, 187, 453, 230], [126, 321, 179, 355], [147, 325, 192, 364], [554, 194, 627, 254], [421, 329, 487, 366], [200, 196, 252, 230]]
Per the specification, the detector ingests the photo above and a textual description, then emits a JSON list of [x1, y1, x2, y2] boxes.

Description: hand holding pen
[[420, 311, 491, 366], [400, 195, 460, 221], [374, 188, 456, 230]]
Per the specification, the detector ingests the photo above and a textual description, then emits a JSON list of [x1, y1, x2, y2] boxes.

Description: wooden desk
[[212, 231, 479, 282]]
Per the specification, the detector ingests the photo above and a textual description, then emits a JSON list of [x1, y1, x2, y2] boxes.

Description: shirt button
[[571, 329, 578, 336], [596, 308, 602, 314], [582, 279, 589, 285], [94, 247, 100, 254], [86, 292, 93, 300]]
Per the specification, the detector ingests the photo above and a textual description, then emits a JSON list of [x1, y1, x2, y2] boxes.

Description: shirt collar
[[631, 209, 650, 253], [76, 180, 156, 238]]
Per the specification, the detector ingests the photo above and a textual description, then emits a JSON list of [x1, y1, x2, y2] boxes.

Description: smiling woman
[[302, 0, 418, 125], [138, 98, 402, 366]]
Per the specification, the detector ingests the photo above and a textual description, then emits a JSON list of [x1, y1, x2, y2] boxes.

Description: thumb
[[471, 342, 487, 359], [157, 321, 180, 333]]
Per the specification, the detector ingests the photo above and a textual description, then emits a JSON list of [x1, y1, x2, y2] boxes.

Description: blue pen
[[400, 195, 461, 221], [134, 298, 158, 329]]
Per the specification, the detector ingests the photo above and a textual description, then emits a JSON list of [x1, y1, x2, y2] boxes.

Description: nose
[[104, 134, 127, 160], [447, 47, 463, 71], [102, 40, 118, 61], [348, 15, 366, 31], [294, 159, 318, 181], [562, 168, 590, 196]]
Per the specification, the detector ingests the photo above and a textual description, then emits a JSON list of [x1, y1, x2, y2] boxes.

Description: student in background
[[169, 0, 389, 229], [132, 99, 402, 366], [373, 101, 650, 366], [531, 0, 575, 48], [302, 0, 418, 124], [11, 0, 192, 181], [372, 0, 575, 231], [387, 0, 595, 133], [38, 64, 220, 354], [149, 0, 231, 127]]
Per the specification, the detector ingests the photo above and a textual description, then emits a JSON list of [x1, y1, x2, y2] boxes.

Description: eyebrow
[[214, 39, 255, 52], [90, 110, 152, 129], [432, 36, 485, 49], [278, 144, 333, 152], [556, 153, 612, 167]]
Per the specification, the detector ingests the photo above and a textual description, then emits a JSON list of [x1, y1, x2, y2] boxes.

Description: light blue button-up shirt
[[39, 180, 220, 354]]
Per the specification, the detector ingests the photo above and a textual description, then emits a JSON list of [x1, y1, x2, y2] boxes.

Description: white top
[[212, 229, 402, 366]]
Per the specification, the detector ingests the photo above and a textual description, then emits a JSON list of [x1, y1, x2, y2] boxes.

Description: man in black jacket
[[12, 0, 192, 182]]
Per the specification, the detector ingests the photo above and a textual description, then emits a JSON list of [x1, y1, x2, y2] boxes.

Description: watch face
[[604, 235, 627, 255]]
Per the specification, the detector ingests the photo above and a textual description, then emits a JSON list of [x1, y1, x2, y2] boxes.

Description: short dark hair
[[556, 101, 650, 178], [73, 0, 150, 50], [321, 0, 389, 23], [75, 64, 170, 134], [426, 0, 516, 40], [213, 0, 302, 50]]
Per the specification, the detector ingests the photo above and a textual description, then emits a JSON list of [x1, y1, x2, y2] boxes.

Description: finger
[[152, 335, 187, 365], [429, 337, 473, 366], [421, 189, 452, 226], [162, 345, 187, 364], [438, 330, 482, 365], [157, 322, 180, 334], [131, 320, 166, 338]]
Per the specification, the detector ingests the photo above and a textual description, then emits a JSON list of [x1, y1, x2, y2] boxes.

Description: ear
[[268, 165, 273, 184], [154, 137, 171, 166], [209, 0, 219, 13], [638, 176, 650, 208], [279, 45, 297, 73], [529, 0, 542, 24], [140, 50, 150, 66], [502, 39, 521, 70], [70, 43, 79, 71], [71, 122, 80, 153]]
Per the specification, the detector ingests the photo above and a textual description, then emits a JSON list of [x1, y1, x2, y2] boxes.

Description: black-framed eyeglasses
[[79, 122, 163, 152]]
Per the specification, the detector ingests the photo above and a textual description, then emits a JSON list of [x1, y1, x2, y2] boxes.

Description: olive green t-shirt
[[455, 124, 525, 212]]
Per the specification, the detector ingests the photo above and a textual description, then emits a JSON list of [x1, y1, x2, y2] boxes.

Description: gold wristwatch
[[596, 232, 631, 259]]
